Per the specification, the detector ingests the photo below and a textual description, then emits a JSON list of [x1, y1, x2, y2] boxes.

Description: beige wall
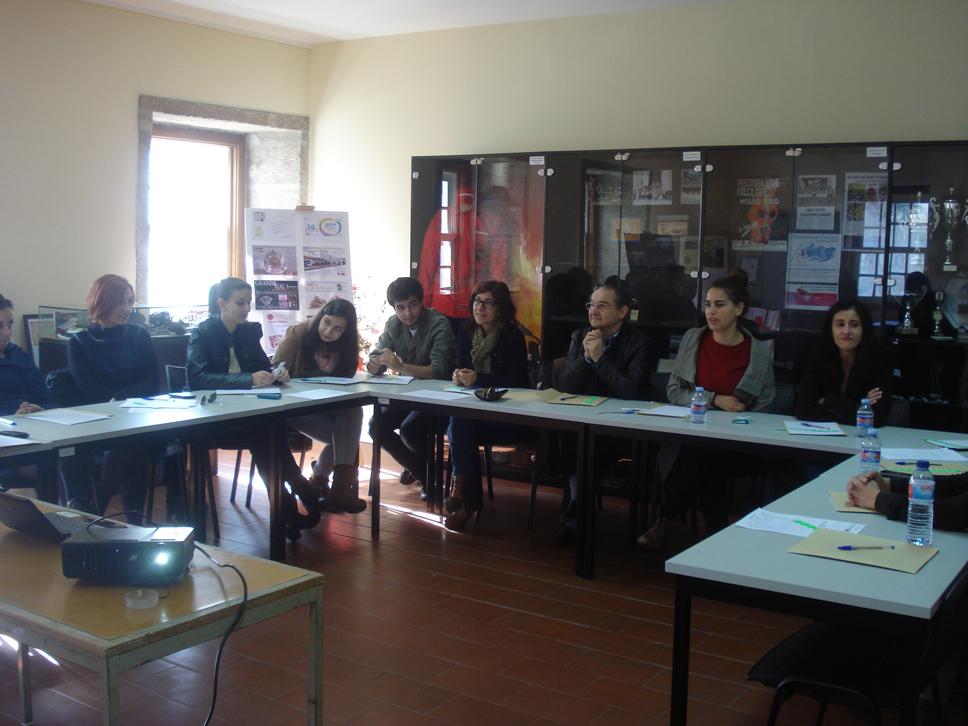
[[0, 0, 308, 343], [308, 0, 968, 293]]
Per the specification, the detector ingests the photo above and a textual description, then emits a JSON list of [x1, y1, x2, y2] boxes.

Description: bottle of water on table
[[690, 387, 707, 425], [856, 398, 874, 436], [907, 460, 935, 546], [859, 429, 880, 473]]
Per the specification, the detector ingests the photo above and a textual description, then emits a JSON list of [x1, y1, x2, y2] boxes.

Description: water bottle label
[[909, 481, 935, 501], [856, 413, 873, 429], [860, 450, 880, 466]]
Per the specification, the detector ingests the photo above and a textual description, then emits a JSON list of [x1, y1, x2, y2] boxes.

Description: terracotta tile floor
[[1, 446, 965, 725]]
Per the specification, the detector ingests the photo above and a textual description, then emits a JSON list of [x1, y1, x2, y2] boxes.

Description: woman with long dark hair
[[273, 298, 366, 513], [445, 280, 530, 532], [796, 299, 892, 426]]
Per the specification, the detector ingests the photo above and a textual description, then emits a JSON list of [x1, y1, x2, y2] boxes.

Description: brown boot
[[326, 464, 366, 514], [445, 473, 476, 515], [444, 474, 482, 532]]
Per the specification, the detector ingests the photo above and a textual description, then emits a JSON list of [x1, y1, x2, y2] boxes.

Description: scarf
[[470, 324, 502, 374]]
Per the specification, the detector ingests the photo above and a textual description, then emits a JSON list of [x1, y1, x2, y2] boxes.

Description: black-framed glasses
[[585, 302, 615, 311], [472, 297, 496, 309]]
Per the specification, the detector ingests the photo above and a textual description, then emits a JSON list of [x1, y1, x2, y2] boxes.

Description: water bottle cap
[[695, 386, 704, 393], [861, 398, 870, 405], [916, 460, 930, 470], [868, 428, 877, 436]]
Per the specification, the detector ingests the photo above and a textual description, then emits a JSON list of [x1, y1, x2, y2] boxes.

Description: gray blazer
[[666, 326, 775, 412]]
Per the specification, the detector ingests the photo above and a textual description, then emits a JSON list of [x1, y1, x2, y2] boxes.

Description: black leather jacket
[[186, 317, 271, 390], [557, 323, 654, 400]]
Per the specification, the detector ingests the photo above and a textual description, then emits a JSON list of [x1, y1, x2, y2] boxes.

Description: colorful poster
[[843, 172, 887, 249], [252, 245, 298, 276], [632, 169, 673, 205], [261, 311, 296, 354], [785, 233, 843, 310], [680, 169, 702, 205], [303, 281, 349, 310], [254, 279, 299, 311], [733, 176, 789, 251], [796, 174, 836, 231]]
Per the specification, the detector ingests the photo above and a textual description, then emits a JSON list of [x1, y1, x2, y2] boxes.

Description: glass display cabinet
[[413, 139, 968, 428]]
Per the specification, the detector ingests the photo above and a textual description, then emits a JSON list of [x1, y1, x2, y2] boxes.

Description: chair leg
[[144, 460, 157, 523], [203, 454, 220, 540], [527, 454, 539, 530], [483, 443, 494, 501], [299, 448, 307, 470], [245, 456, 256, 509], [813, 701, 827, 726], [229, 449, 243, 503]]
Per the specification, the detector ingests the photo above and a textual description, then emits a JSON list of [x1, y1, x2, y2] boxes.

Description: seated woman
[[272, 298, 366, 514], [187, 277, 320, 537], [64, 275, 157, 515], [0, 294, 50, 493], [796, 299, 892, 427], [445, 281, 529, 532], [848, 470, 968, 531], [639, 274, 775, 548]]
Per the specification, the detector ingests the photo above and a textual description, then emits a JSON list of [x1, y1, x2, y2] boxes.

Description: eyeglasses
[[472, 297, 496, 309], [585, 302, 615, 312]]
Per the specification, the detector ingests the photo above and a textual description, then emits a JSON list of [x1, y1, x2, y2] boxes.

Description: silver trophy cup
[[930, 187, 967, 271]]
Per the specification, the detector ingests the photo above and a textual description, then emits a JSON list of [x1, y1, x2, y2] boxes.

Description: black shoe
[[551, 524, 576, 547], [399, 470, 417, 486]]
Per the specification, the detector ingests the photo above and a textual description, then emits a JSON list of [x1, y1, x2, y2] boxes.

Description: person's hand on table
[[453, 368, 477, 387], [275, 368, 291, 384], [383, 350, 404, 373], [847, 471, 886, 509], [865, 387, 883, 406], [713, 394, 746, 412], [251, 371, 275, 388], [15, 402, 42, 415]]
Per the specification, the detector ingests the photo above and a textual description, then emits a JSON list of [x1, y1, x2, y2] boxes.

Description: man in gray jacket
[[368, 277, 456, 494]]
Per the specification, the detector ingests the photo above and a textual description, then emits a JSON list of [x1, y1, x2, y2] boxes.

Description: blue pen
[[0, 418, 17, 427], [893, 461, 928, 466], [838, 545, 895, 551]]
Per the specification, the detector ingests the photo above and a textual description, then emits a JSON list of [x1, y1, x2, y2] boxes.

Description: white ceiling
[[82, 0, 715, 47]]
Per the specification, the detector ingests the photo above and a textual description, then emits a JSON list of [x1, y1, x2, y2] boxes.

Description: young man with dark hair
[[553, 280, 655, 545], [368, 277, 456, 493]]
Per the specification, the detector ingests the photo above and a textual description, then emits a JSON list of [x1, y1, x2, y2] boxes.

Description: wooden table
[[0, 514, 324, 725]]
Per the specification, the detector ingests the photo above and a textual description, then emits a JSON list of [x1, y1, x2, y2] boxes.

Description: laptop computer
[[0, 492, 119, 543]]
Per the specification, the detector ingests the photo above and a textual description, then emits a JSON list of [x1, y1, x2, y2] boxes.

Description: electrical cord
[[84, 509, 158, 534], [193, 543, 249, 726]]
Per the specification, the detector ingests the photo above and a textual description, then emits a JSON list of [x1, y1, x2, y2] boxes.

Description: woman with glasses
[[445, 280, 530, 531], [639, 273, 775, 549]]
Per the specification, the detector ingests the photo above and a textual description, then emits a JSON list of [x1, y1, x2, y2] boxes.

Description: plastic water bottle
[[690, 387, 707, 425], [906, 460, 935, 546], [859, 429, 880, 472], [856, 398, 874, 436]]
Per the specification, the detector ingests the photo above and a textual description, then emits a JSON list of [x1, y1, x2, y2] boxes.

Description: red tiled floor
[[2, 445, 965, 724]]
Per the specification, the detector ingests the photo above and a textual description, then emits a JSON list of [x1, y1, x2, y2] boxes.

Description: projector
[[61, 525, 195, 585]]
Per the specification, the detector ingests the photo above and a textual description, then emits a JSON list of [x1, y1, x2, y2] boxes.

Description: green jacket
[[375, 307, 456, 380]]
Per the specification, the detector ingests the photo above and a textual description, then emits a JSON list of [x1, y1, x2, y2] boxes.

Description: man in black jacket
[[554, 280, 654, 545]]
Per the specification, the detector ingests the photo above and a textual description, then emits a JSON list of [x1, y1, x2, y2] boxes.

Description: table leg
[[190, 444, 208, 542], [434, 419, 446, 513], [574, 425, 591, 578], [670, 576, 692, 726], [17, 641, 32, 726], [307, 587, 324, 725], [36, 451, 59, 504], [369, 403, 381, 538], [268, 419, 286, 562], [100, 658, 120, 725]]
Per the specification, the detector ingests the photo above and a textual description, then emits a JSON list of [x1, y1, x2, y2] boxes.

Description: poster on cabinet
[[843, 173, 887, 249], [784, 233, 842, 310], [245, 208, 353, 354], [732, 176, 789, 251], [795, 174, 837, 231]]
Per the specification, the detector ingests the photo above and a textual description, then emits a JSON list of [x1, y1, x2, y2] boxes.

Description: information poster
[[632, 169, 673, 205], [795, 174, 836, 231], [732, 176, 789, 251], [245, 208, 353, 354], [785, 233, 842, 310], [843, 172, 887, 249]]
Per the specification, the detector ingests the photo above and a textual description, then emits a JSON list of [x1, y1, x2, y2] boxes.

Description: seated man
[[0, 294, 50, 493], [553, 279, 654, 544], [367, 277, 456, 496]]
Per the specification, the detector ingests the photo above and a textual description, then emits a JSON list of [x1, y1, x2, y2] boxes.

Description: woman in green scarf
[[446, 281, 530, 531]]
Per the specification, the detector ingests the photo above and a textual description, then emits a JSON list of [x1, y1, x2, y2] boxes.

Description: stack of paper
[[25, 409, 111, 425], [735, 508, 865, 537], [784, 421, 844, 436]]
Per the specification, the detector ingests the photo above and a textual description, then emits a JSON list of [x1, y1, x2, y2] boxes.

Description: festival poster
[[680, 169, 702, 205], [732, 176, 789, 251], [632, 169, 673, 205], [843, 172, 887, 249], [785, 233, 843, 310], [252, 245, 298, 276], [795, 174, 836, 231], [254, 279, 299, 311]]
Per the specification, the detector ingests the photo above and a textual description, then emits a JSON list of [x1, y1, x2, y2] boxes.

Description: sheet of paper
[[214, 387, 282, 395], [287, 388, 355, 401], [636, 405, 691, 418], [881, 448, 967, 463], [443, 386, 477, 394], [0, 435, 44, 448], [783, 421, 844, 436], [829, 491, 877, 513], [25, 409, 111, 425], [298, 376, 360, 386], [400, 390, 468, 401], [788, 528, 938, 574], [735, 508, 865, 537], [539, 389, 607, 407], [925, 438, 968, 450], [121, 398, 197, 410], [364, 375, 414, 385]]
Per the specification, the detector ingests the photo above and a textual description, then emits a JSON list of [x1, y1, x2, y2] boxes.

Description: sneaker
[[636, 519, 669, 550]]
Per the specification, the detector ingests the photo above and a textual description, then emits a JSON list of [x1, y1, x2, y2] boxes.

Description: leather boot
[[445, 473, 474, 514], [444, 474, 482, 533], [326, 464, 367, 514]]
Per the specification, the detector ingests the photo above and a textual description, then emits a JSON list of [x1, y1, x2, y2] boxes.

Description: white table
[[665, 456, 968, 724]]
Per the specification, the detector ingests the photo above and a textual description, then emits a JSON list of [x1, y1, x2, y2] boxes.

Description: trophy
[[931, 291, 950, 339], [899, 294, 917, 335], [930, 188, 967, 272]]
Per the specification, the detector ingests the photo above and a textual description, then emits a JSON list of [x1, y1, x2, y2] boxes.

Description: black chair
[[747, 565, 968, 725]]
